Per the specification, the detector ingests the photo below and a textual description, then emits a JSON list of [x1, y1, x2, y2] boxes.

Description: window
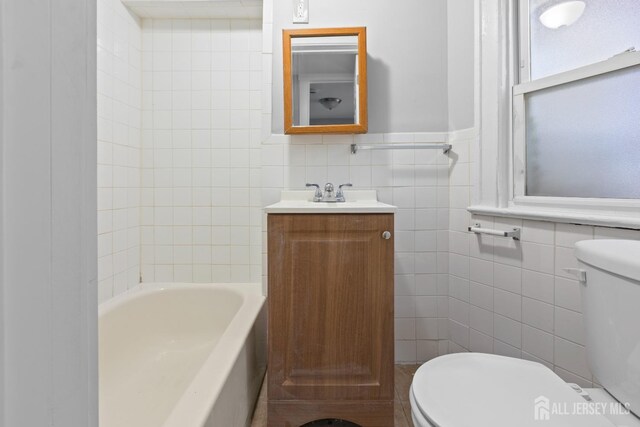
[[513, 0, 640, 202]]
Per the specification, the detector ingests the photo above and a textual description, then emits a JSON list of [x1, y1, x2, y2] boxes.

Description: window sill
[[467, 205, 640, 230]]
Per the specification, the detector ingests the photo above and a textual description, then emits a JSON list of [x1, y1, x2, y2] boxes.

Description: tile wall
[[98, 0, 640, 378], [97, 0, 143, 303], [446, 133, 640, 385], [139, 18, 263, 284], [260, 0, 449, 363], [260, 133, 452, 363]]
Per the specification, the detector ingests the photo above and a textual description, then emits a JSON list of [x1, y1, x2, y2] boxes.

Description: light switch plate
[[292, 0, 309, 23]]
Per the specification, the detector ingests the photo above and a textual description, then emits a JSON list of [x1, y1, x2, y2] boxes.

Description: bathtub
[[99, 282, 266, 427]]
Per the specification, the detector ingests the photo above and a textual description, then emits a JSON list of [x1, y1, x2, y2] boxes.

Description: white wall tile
[[554, 337, 592, 380], [521, 242, 555, 275], [554, 276, 582, 313], [555, 223, 594, 248], [449, 298, 469, 325], [469, 329, 493, 353], [494, 289, 521, 322], [449, 319, 470, 349], [594, 227, 640, 240], [469, 305, 493, 336], [141, 18, 262, 283], [469, 257, 493, 286], [493, 262, 522, 294], [522, 297, 554, 333], [522, 270, 554, 304], [395, 319, 416, 340], [523, 325, 554, 363], [416, 318, 439, 340], [521, 220, 555, 245], [494, 314, 522, 349], [469, 281, 493, 311], [395, 340, 417, 363], [417, 340, 440, 361], [555, 246, 581, 279], [494, 339, 522, 359], [554, 307, 585, 345], [452, 173, 611, 383], [98, 1, 142, 300]]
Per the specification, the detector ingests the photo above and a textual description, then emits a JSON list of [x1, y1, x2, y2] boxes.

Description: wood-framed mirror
[[283, 27, 367, 135]]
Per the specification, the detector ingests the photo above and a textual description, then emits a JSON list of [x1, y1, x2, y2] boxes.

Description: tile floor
[[250, 365, 420, 427]]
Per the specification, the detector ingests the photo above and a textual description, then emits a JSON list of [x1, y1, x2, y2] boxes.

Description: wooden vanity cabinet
[[267, 213, 394, 426]]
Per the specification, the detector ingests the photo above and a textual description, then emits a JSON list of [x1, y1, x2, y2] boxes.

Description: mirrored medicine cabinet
[[283, 27, 368, 135]]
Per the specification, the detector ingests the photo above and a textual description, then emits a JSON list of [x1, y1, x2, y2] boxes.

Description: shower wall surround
[[97, 0, 143, 302], [139, 19, 263, 284]]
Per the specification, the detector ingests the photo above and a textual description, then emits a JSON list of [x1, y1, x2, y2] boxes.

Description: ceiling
[[123, 0, 263, 19]]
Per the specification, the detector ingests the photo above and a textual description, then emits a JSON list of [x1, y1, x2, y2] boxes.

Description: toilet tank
[[575, 239, 640, 416]]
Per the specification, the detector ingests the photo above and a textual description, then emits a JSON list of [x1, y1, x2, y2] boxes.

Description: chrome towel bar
[[350, 143, 452, 154], [468, 223, 521, 240]]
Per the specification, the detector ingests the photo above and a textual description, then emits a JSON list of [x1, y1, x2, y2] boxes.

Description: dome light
[[319, 97, 342, 110], [539, 1, 586, 29]]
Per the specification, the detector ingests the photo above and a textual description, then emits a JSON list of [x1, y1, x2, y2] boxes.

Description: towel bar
[[350, 143, 452, 154], [468, 223, 521, 240]]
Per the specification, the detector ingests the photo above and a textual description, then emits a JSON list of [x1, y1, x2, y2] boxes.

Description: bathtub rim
[[99, 282, 266, 427], [98, 281, 259, 316]]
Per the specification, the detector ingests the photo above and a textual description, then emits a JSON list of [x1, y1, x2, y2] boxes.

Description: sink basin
[[264, 190, 396, 214]]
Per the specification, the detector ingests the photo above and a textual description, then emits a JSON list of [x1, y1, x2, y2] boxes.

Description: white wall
[[1, 0, 98, 425], [446, 0, 475, 130], [261, 0, 453, 363], [270, 0, 449, 134], [140, 19, 263, 284], [97, 0, 143, 303]]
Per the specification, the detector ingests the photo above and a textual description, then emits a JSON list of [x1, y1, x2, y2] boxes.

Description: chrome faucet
[[336, 183, 352, 202], [306, 182, 352, 202], [306, 183, 323, 202], [322, 183, 335, 201]]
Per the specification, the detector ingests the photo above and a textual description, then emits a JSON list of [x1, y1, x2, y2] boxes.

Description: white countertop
[[264, 190, 396, 214]]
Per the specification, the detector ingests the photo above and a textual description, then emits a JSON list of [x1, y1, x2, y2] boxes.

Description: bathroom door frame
[[0, 1, 98, 425]]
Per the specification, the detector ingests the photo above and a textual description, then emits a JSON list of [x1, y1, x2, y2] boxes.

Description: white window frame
[[469, 0, 640, 229]]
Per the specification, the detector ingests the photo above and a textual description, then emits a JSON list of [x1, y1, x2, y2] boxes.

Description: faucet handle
[[336, 183, 352, 202], [306, 183, 323, 201]]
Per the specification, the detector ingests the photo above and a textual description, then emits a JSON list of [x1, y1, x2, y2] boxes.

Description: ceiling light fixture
[[319, 97, 342, 110], [539, 1, 586, 29]]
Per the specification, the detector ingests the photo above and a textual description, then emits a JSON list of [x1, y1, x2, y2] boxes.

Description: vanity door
[[267, 213, 394, 424]]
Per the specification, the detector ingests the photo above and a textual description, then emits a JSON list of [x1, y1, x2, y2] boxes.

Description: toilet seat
[[410, 353, 615, 427]]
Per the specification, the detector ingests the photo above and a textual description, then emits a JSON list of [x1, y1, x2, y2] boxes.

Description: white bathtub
[[99, 282, 266, 427]]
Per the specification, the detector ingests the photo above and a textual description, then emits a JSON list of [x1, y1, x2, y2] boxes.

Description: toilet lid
[[411, 353, 615, 427]]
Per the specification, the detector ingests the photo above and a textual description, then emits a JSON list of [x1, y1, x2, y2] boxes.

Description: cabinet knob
[[382, 231, 391, 240]]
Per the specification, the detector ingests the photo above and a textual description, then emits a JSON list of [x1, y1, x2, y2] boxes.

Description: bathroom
[[1, 0, 640, 426]]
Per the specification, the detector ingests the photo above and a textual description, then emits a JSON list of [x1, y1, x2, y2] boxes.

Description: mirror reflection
[[291, 36, 360, 126]]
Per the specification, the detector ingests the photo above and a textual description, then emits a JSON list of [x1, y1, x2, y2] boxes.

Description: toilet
[[410, 239, 640, 426]]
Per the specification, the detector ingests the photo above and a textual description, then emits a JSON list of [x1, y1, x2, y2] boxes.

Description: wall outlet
[[292, 0, 309, 24]]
